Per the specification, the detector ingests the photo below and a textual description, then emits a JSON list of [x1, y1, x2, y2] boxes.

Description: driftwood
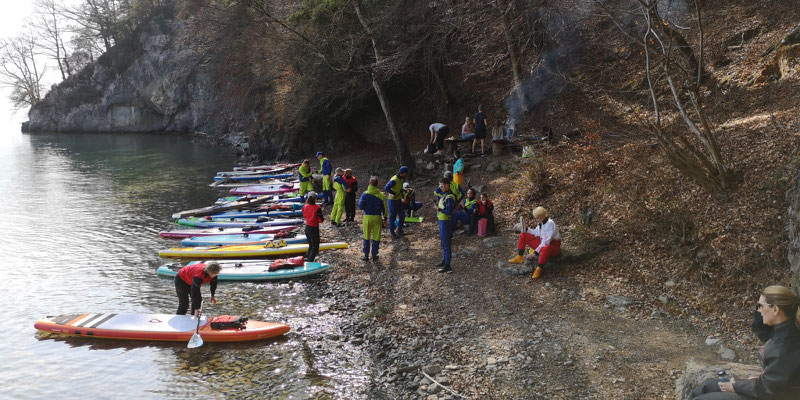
[[421, 370, 466, 399]]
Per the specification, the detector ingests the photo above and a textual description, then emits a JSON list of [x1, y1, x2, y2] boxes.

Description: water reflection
[[1, 132, 369, 399]]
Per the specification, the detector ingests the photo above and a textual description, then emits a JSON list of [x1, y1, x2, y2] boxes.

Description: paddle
[[187, 306, 204, 349]]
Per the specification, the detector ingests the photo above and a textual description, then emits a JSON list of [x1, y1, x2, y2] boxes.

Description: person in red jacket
[[175, 261, 221, 316], [302, 192, 324, 262], [343, 169, 359, 223], [470, 193, 497, 235]]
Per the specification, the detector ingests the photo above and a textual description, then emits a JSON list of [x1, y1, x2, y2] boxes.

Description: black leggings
[[345, 192, 356, 221], [435, 126, 449, 150], [690, 379, 750, 399], [175, 275, 193, 315], [305, 225, 320, 262]]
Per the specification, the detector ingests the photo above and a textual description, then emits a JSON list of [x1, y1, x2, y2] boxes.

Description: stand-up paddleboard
[[171, 195, 276, 219], [213, 173, 294, 182], [206, 210, 302, 219], [404, 216, 424, 223], [157, 259, 330, 281], [160, 225, 299, 239], [34, 313, 289, 342], [230, 184, 300, 196], [159, 241, 348, 259], [216, 195, 303, 204], [216, 165, 293, 176], [176, 217, 304, 228], [233, 163, 301, 172], [181, 233, 307, 247]]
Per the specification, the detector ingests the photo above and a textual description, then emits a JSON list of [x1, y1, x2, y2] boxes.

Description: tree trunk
[[353, 0, 415, 176], [497, 0, 527, 113]]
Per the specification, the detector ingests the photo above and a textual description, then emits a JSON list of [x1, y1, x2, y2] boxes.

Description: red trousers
[[517, 233, 561, 265]]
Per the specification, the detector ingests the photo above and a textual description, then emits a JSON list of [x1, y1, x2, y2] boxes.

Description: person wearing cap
[[384, 166, 409, 238], [330, 168, 347, 226], [358, 176, 388, 261], [302, 192, 324, 262], [298, 159, 313, 199], [508, 206, 561, 280], [343, 168, 358, 223], [436, 177, 457, 273], [401, 182, 422, 216], [316, 152, 333, 205]]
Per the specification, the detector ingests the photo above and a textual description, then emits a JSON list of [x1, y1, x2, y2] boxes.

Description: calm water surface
[[0, 132, 368, 399]]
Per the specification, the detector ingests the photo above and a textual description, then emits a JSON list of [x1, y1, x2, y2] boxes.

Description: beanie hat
[[399, 166, 409, 174]]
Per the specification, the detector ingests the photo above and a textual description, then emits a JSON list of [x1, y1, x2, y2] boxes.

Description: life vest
[[178, 263, 214, 286], [437, 193, 456, 221], [298, 164, 312, 182], [386, 175, 404, 200], [302, 204, 322, 227], [464, 197, 478, 214]]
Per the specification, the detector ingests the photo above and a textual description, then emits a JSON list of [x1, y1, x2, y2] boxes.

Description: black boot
[[438, 263, 452, 273], [435, 260, 445, 268]]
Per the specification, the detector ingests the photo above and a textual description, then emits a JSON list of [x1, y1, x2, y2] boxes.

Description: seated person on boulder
[[508, 206, 561, 280], [470, 193, 496, 236], [690, 285, 800, 400], [453, 188, 478, 232], [401, 182, 423, 216]]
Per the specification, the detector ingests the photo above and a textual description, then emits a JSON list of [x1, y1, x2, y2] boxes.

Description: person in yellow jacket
[[330, 168, 347, 226], [298, 159, 313, 199]]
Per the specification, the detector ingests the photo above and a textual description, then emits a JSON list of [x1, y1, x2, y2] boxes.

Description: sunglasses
[[757, 301, 773, 310]]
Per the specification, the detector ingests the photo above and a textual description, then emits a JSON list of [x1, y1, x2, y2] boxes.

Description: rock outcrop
[[23, 6, 241, 137]]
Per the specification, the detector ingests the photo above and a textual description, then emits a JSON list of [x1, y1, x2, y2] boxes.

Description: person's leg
[[306, 226, 320, 262], [481, 139, 485, 154], [175, 275, 190, 315], [510, 233, 539, 263], [472, 138, 477, 153], [537, 242, 561, 265], [397, 207, 406, 234], [370, 216, 381, 259], [362, 215, 374, 259], [387, 200, 399, 237], [689, 378, 748, 399]]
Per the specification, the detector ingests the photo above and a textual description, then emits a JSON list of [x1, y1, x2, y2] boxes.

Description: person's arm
[[430, 128, 435, 143], [384, 180, 396, 197], [733, 348, 800, 398], [751, 310, 773, 343], [316, 207, 324, 222]]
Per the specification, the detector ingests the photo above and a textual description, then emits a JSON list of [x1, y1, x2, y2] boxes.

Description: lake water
[[0, 132, 369, 399]]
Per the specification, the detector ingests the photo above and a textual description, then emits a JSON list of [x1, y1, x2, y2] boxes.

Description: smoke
[[503, 6, 587, 122]]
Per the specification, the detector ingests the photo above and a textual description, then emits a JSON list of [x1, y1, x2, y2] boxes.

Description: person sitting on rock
[[470, 193, 496, 236], [401, 182, 423, 217], [690, 285, 800, 399], [508, 206, 561, 280], [453, 188, 478, 233]]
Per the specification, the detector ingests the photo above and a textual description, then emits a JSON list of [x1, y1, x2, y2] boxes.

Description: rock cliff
[[22, 5, 259, 149]]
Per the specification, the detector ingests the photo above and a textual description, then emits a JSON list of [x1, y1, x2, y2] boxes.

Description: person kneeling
[[508, 206, 561, 280]]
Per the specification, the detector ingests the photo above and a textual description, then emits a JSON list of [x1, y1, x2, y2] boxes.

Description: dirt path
[[307, 151, 724, 399]]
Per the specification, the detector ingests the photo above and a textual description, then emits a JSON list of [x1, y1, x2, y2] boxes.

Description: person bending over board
[[175, 261, 220, 316]]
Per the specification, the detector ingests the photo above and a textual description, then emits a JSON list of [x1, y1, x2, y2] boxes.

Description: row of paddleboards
[[36, 162, 316, 344]]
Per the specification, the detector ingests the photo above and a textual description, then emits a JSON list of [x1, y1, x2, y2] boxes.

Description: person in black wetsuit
[[175, 261, 221, 316], [690, 285, 800, 399]]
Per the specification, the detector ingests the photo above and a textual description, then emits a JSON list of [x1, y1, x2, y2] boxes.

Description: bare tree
[[34, 0, 72, 80], [0, 34, 47, 109], [353, 0, 414, 174], [597, 0, 729, 192]]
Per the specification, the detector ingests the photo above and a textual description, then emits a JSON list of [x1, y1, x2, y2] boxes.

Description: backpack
[[426, 142, 437, 154], [209, 315, 248, 330]]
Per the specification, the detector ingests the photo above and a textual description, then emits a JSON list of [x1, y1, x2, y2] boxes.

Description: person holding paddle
[[175, 261, 221, 315]]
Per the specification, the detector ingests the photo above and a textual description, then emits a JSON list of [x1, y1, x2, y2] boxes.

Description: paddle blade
[[187, 331, 203, 348]]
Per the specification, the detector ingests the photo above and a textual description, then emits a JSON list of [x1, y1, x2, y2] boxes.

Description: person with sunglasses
[[691, 285, 800, 399]]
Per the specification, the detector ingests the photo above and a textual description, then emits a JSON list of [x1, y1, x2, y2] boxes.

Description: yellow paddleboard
[[159, 242, 348, 259]]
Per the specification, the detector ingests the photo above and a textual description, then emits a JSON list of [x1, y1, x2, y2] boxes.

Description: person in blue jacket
[[384, 166, 409, 239], [436, 177, 457, 273], [358, 176, 388, 261], [434, 171, 464, 206], [316, 151, 333, 205]]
